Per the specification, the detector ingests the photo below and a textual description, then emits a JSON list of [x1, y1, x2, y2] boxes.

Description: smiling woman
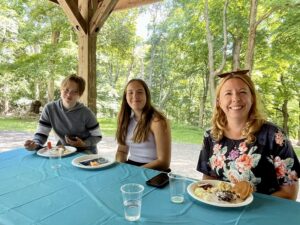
[[197, 70, 300, 201], [115, 78, 171, 172]]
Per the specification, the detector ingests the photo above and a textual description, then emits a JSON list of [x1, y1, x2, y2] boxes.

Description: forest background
[[0, 0, 299, 144]]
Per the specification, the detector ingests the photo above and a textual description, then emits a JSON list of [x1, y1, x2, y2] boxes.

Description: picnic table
[[0, 148, 300, 225]]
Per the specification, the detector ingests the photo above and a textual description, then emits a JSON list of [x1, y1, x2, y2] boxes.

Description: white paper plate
[[187, 180, 253, 207], [72, 154, 115, 169], [37, 146, 77, 158]]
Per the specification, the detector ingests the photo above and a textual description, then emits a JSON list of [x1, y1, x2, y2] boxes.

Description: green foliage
[[0, 0, 299, 140], [96, 10, 139, 117], [295, 146, 300, 158]]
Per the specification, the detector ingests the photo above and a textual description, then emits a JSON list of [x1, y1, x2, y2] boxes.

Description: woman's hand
[[272, 181, 299, 200]]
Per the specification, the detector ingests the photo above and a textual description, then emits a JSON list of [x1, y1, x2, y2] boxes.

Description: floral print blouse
[[197, 122, 300, 195]]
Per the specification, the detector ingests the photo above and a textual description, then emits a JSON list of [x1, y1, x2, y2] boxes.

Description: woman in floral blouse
[[197, 70, 300, 200]]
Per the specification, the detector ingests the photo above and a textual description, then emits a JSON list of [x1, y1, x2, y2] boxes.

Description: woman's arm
[[272, 181, 299, 200], [115, 144, 129, 163], [142, 118, 171, 171]]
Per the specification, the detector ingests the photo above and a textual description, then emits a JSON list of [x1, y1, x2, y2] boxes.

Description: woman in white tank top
[[115, 79, 171, 171]]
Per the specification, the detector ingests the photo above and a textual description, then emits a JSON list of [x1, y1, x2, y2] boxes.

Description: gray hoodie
[[33, 99, 102, 153]]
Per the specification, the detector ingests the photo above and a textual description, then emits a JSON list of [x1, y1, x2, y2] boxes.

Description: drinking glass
[[49, 146, 62, 169], [120, 183, 144, 221], [168, 172, 186, 203]]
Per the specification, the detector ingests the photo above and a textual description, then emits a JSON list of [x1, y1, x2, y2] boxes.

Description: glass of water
[[120, 183, 144, 221], [168, 172, 186, 203], [48, 147, 62, 169]]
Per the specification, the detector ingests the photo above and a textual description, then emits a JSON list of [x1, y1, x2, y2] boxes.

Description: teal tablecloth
[[0, 148, 300, 225]]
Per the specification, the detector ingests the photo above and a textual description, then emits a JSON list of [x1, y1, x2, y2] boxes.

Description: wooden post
[[78, 0, 97, 114], [78, 33, 97, 114], [49, 0, 162, 115]]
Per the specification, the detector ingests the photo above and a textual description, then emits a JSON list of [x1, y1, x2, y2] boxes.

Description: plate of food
[[37, 145, 77, 157], [71, 154, 115, 169], [187, 180, 253, 207]]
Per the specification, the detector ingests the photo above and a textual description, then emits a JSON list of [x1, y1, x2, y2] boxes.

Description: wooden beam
[[77, 0, 97, 114], [49, 0, 59, 4], [78, 34, 97, 114], [56, 0, 87, 35], [90, 0, 119, 35], [114, 0, 161, 11], [50, 0, 161, 11]]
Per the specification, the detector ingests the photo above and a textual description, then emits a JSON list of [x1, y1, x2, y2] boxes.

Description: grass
[[0, 117, 38, 133], [171, 122, 203, 144], [1, 117, 299, 156], [0, 117, 203, 144]]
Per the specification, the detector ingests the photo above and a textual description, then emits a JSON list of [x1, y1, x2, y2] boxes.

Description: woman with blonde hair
[[197, 70, 300, 200], [115, 79, 171, 171]]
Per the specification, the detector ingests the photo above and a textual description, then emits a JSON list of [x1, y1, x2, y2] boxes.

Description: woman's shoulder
[[256, 121, 286, 145], [151, 114, 169, 130], [204, 128, 212, 136], [259, 121, 284, 135]]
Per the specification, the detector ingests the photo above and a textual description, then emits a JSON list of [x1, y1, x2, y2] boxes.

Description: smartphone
[[66, 135, 77, 141], [146, 172, 169, 188], [79, 157, 108, 166]]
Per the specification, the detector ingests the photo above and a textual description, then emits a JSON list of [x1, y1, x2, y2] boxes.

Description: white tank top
[[126, 116, 157, 163]]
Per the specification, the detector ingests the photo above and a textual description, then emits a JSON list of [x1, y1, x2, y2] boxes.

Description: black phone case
[[79, 157, 108, 166], [146, 173, 169, 188], [67, 135, 77, 141]]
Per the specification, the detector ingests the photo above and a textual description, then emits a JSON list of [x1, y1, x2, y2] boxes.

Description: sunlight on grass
[[1, 117, 299, 151], [171, 122, 203, 144], [0, 117, 38, 133], [0, 117, 203, 144]]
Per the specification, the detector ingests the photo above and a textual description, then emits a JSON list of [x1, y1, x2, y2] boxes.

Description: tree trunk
[[29, 100, 42, 114], [297, 98, 300, 146], [245, 0, 282, 75], [232, 36, 242, 70], [204, 0, 228, 107], [199, 69, 209, 128], [281, 99, 289, 135], [245, 0, 258, 76], [279, 75, 289, 136], [48, 30, 60, 102], [35, 82, 40, 101]]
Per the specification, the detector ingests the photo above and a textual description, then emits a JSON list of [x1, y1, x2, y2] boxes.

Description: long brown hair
[[211, 73, 266, 143], [116, 79, 167, 145]]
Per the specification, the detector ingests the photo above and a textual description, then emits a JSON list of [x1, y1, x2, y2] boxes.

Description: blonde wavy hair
[[211, 73, 266, 144]]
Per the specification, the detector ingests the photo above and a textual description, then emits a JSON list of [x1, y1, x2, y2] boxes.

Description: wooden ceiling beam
[[56, 0, 87, 35], [50, 0, 161, 11], [90, 0, 119, 35], [113, 0, 161, 11]]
